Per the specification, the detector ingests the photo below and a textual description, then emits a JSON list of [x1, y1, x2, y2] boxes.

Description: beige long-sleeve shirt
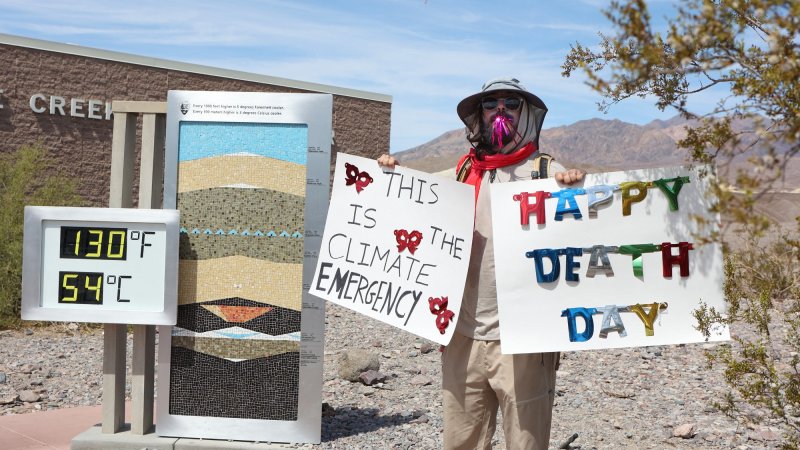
[[455, 154, 566, 340]]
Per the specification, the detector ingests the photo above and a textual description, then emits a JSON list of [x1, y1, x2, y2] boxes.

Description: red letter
[[512, 191, 551, 225], [661, 242, 694, 277]]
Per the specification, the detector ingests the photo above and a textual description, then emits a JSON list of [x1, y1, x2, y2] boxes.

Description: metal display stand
[[105, 101, 165, 435], [72, 102, 298, 449], [73, 101, 177, 449]]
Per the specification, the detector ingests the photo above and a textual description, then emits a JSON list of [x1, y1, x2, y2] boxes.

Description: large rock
[[673, 423, 697, 439], [18, 390, 40, 403], [338, 350, 380, 382], [359, 370, 387, 386], [409, 375, 434, 386], [419, 342, 436, 354]]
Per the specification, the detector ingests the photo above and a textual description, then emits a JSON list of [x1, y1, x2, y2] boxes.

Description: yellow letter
[[107, 230, 126, 258], [619, 181, 650, 216], [73, 230, 81, 256], [630, 302, 661, 336], [87, 230, 103, 257], [84, 274, 102, 302], [61, 273, 79, 302]]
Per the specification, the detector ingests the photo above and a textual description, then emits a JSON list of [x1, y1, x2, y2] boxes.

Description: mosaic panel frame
[[157, 91, 330, 443]]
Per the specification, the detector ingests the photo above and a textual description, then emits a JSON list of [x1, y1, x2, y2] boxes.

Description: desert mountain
[[395, 116, 798, 188], [395, 115, 800, 234], [395, 116, 693, 174]]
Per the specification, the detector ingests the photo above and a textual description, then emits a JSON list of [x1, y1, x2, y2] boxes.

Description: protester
[[379, 77, 584, 450]]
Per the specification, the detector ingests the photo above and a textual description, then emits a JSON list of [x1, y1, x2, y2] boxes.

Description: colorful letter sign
[[491, 166, 729, 354], [311, 153, 474, 345]]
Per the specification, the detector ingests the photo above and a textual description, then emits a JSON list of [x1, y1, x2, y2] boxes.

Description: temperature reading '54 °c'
[[57, 272, 134, 305]]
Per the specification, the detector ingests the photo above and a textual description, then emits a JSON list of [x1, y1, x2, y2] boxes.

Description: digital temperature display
[[22, 206, 179, 325], [59, 227, 128, 260]]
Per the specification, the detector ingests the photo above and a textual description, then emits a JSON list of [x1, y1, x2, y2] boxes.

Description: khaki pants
[[442, 332, 558, 450]]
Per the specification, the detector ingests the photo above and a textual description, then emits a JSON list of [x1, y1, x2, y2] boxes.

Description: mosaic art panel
[[177, 258, 303, 309], [171, 336, 299, 360], [177, 187, 305, 262], [176, 297, 301, 335], [169, 121, 307, 421], [178, 233, 303, 262], [177, 155, 306, 195], [169, 347, 299, 420], [177, 188, 304, 232], [178, 122, 308, 164]]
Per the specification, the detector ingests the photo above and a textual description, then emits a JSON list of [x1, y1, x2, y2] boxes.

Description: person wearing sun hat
[[378, 77, 584, 449], [457, 76, 548, 157]]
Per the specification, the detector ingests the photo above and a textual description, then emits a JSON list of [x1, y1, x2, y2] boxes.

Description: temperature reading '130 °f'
[[59, 227, 157, 260]]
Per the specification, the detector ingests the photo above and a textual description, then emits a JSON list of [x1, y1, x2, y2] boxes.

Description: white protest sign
[[491, 166, 730, 354], [311, 153, 474, 345]]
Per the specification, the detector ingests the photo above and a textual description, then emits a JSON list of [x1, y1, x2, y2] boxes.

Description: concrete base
[[174, 439, 303, 449], [71, 425, 306, 450], [71, 425, 177, 450]]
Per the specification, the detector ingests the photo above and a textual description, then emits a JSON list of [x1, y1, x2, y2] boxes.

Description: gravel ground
[[0, 302, 792, 449]]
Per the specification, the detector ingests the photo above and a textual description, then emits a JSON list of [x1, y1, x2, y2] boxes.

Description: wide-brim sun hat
[[456, 77, 548, 128]]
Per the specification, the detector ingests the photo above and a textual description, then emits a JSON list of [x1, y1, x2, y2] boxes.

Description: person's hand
[[555, 169, 585, 185], [377, 154, 399, 169]]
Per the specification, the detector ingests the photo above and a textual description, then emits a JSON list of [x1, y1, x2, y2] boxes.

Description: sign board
[[311, 153, 474, 345], [157, 91, 331, 444], [21, 206, 179, 325], [491, 166, 729, 354]]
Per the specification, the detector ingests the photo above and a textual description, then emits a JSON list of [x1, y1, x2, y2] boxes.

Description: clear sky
[[0, 0, 717, 152]]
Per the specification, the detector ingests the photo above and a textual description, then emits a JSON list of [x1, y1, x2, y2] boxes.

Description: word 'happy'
[[513, 176, 690, 224]]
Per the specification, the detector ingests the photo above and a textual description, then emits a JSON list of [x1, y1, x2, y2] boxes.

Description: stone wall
[[0, 43, 391, 206]]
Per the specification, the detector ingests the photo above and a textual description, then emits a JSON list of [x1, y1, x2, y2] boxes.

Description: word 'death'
[[311, 154, 474, 345], [490, 166, 729, 354]]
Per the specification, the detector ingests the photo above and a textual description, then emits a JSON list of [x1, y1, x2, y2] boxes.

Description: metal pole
[[102, 111, 136, 433], [130, 112, 165, 435]]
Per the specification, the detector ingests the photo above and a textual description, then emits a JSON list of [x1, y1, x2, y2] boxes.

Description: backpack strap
[[530, 153, 554, 180], [455, 154, 472, 183]]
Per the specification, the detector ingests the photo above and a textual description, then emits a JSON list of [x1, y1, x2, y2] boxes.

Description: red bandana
[[457, 142, 537, 203]]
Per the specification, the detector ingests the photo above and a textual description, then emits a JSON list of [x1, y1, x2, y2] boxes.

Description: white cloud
[[0, 0, 709, 152]]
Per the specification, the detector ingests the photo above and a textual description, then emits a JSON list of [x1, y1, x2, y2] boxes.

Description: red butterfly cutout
[[394, 229, 422, 254], [429, 296, 455, 335], [344, 162, 374, 193]]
